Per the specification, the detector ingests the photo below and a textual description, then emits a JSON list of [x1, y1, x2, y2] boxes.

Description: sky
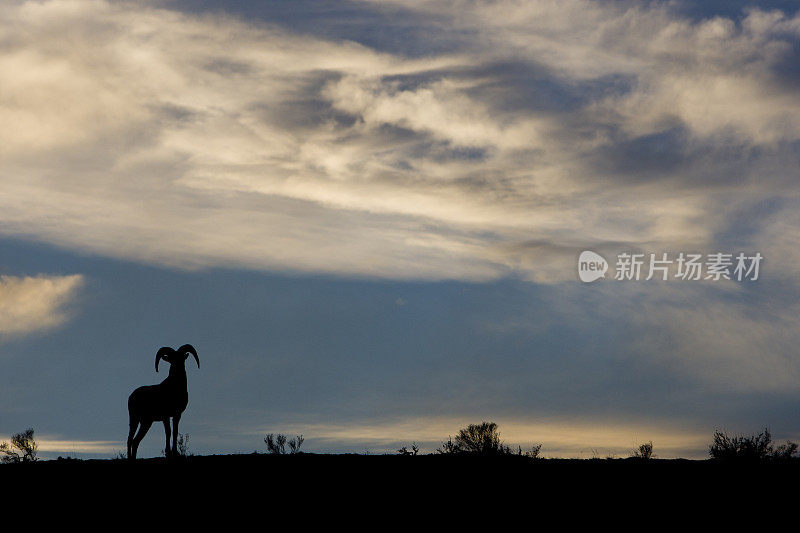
[[2, 0, 800, 459]]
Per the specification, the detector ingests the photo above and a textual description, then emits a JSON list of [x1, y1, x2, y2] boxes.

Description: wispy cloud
[[1, 0, 798, 283], [31, 436, 120, 455], [0, 274, 84, 339]]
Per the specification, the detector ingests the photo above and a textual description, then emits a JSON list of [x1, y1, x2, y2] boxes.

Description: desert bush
[[161, 433, 192, 458], [709, 428, 771, 460], [437, 422, 542, 457], [0, 428, 38, 463], [513, 444, 543, 458], [288, 435, 304, 454], [437, 436, 459, 454], [709, 428, 798, 461], [771, 440, 799, 460], [632, 441, 655, 459], [519, 444, 543, 458], [177, 434, 191, 457], [265, 433, 304, 454], [265, 433, 285, 454], [456, 421, 506, 455], [397, 442, 420, 456]]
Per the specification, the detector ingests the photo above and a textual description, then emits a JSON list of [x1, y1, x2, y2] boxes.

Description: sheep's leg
[[172, 414, 181, 456], [163, 419, 171, 459], [130, 420, 152, 459], [127, 417, 138, 460]]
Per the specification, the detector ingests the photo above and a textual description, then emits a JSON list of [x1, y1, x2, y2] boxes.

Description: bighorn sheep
[[127, 344, 199, 460]]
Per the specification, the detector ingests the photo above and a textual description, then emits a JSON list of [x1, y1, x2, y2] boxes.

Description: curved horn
[[178, 344, 199, 369], [155, 347, 174, 372]]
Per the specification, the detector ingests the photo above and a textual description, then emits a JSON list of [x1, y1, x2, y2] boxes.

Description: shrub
[[176, 434, 191, 457], [772, 440, 799, 460], [265, 433, 304, 454], [456, 421, 506, 455], [288, 435, 304, 454], [437, 436, 459, 454], [0, 428, 38, 463], [161, 433, 192, 459], [397, 442, 420, 456], [437, 422, 542, 457], [518, 444, 543, 458], [708, 428, 798, 461], [632, 441, 655, 459]]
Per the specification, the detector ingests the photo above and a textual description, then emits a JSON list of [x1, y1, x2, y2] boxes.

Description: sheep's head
[[155, 344, 199, 372]]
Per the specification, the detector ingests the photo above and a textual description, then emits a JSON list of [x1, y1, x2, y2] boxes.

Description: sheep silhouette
[[127, 344, 199, 460]]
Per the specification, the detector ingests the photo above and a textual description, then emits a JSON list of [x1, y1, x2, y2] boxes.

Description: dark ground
[[5, 453, 798, 495], [5, 454, 796, 521], [4, 457, 790, 527]]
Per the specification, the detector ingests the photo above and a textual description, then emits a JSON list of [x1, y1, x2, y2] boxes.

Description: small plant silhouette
[[456, 421, 505, 454], [771, 440, 799, 460], [397, 442, 420, 455], [161, 433, 192, 458], [265, 433, 304, 454], [0, 428, 38, 463], [178, 434, 193, 457], [708, 428, 798, 461], [517, 444, 542, 458], [437, 422, 542, 456], [437, 436, 458, 454], [288, 435, 304, 454], [632, 441, 654, 459], [178, 434, 191, 457]]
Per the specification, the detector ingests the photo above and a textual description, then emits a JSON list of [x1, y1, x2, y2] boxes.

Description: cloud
[[34, 437, 120, 455], [0, 0, 797, 284], [0, 274, 84, 338], [607, 282, 800, 392]]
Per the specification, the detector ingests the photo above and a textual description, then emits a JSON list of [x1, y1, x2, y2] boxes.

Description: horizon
[[3, 0, 800, 461]]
